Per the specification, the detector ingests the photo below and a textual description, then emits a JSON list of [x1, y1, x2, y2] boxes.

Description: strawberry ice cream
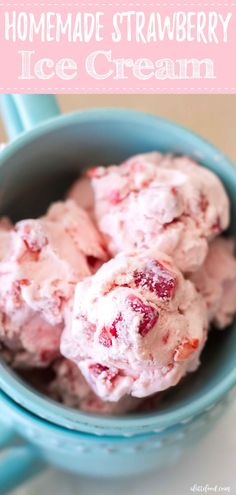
[[0, 200, 107, 368], [61, 249, 207, 401], [49, 358, 141, 414], [190, 237, 236, 329], [67, 177, 94, 218], [0, 149, 234, 414], [0, 217, 12, 260], [89, 152, 229, 273]]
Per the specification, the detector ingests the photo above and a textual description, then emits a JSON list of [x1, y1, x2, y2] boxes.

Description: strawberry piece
[[110, 313, 123, 337], [108, 190, 121, 205], [174, 338, 199, 361], [199, 192, 209, 213], [87, 255, 99, 270], [18, 278, 30, 286], [87, 167, 104, 178], [10, 281, 22, 307], [162, 331, 170, 344], [23, 235, 48, 253], [133, 259, 177, 300], [18, 223, 48, 253], [98, 328, 112, 348], [89, 363, 118, 385], [98, 313, 123, 345], [39, 349, 58, 364], [128, 294, 159, 337], [211, 216, 221, 233], [171, 186, 177, 196], [89, 363, 110, 377]]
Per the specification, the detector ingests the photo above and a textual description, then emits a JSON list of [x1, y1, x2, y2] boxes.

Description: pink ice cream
[[190, 237, 236, 329], [0, 200, 107, 368], [0, 217, 13, 260], [49, 358, 141, 414], [61, 249, 207, 401], [67, 177, 94, 218], [89, 152, 229, 273]]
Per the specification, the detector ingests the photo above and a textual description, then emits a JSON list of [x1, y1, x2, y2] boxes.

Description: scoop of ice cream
[[190, 237, 236, 329], [0, 217, 12, 231], [0, 200, 107, 367], [61, 249, 207, 401], [67, 177, 95, 218], [49, 358, 141, 414], [0, 314, 63, 368], [0, 217, 13, 260], [46, 199, 107, 272], [90, 152, 229, 273]]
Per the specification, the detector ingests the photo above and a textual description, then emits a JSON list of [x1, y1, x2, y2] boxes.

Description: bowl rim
[[0, 107, 236, 437], [0, 359, 236, 437], [0, 106, 235, 170]]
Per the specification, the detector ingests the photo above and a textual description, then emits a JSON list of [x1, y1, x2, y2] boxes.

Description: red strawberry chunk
[[107, 190, 121, 205], [18, 223, 48, 253], [87, 167, 104, 178], [98, 328, 112, 348], [98, 313, 123, 346], [199, 192, 209, 213], [211, 216, 221, 233], [89, 363, 118, 383], [174, 338, 199, 362], [110, 313, 123, 337], [23, 235, 48, 253], [128, 294, 159, 337], [40, 349, 57, 364], [162, 331, 170, 344], [18, 278, 30, 286], [89, 363, 110, 377], [133, 260, 177, 300], [10, 281, 22, 306], [87, 255, 100, 271], [171, 186, 177, 196]]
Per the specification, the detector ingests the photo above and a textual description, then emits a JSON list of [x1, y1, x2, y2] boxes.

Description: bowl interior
[[0, 108, 235, 435]]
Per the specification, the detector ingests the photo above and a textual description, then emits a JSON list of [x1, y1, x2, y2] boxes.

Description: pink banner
[[0, 1, 235, 93]]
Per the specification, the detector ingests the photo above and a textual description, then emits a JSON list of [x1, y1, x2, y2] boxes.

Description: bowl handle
[[0, 94, 60, 140], [0, 420, 45, 494]]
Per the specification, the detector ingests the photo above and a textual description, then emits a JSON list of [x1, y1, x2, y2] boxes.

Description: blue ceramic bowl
[[0, 95, 235, 494]]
